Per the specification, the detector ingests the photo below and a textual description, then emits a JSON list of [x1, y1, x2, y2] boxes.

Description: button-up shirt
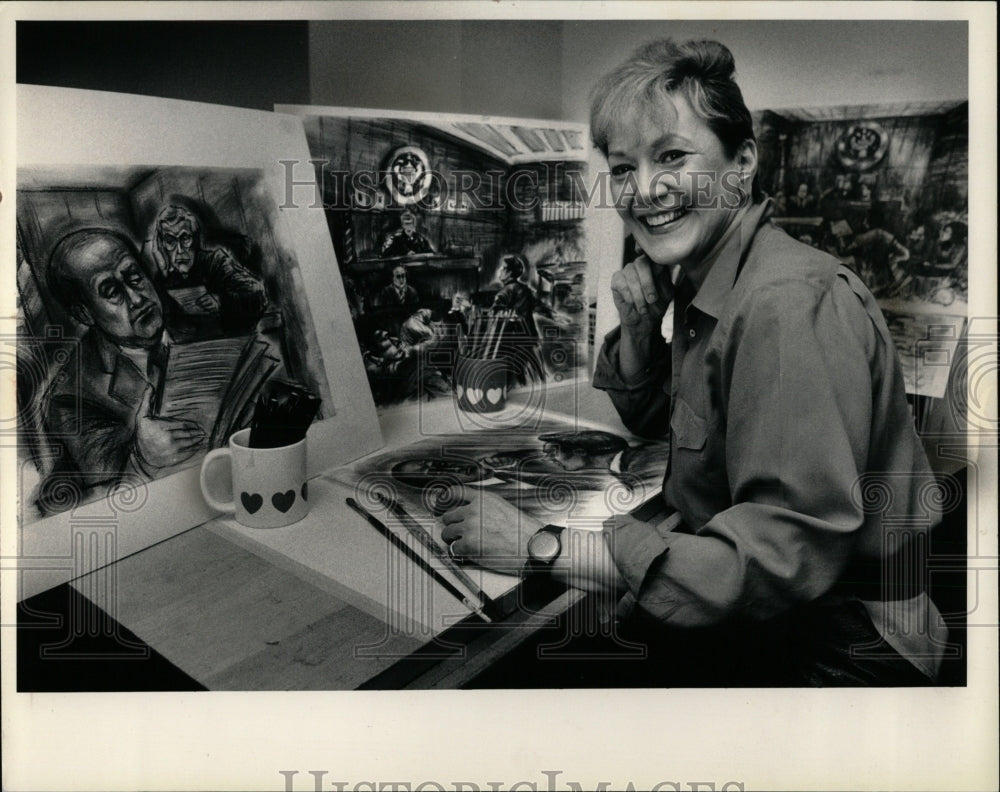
[[593, 200, 947, 677]]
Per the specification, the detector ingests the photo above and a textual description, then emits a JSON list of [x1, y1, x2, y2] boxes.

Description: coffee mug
[[199, 427, 309, 528], [454, 354, 508, 413]]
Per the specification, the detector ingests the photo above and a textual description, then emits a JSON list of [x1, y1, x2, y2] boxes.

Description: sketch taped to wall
[[16, 165, 334, 519], [749, 101, 970, 399], [278, 106, 594, 412], [754, 101, 968, 310]]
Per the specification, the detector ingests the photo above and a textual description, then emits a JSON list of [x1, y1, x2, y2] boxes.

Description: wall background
[[559, 20, 967, 121], [16, 21, 312, 109], [18, 20, 968, 119]]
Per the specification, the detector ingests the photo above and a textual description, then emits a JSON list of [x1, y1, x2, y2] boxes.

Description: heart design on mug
[[486, 387, 502, 404], [467, 387, 482, 405], [301, 482, 308, 501], [272, 490, 296, 513], [455, 384, 464, 400], [241, 492, 263, 514]]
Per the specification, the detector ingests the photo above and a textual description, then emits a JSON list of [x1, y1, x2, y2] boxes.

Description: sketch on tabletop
[[329, 418, 671, 535]]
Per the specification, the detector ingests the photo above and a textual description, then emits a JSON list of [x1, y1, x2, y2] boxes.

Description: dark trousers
[[470, 598, 932, 688]]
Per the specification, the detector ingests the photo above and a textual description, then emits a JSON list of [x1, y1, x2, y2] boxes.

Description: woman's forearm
[[549, 528, 627, 595], [616, 321, 661, 383]]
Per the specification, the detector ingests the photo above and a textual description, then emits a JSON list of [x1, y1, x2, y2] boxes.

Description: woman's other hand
[[611, 254, 674, 331]]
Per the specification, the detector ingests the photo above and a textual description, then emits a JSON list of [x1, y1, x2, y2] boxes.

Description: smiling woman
[[439, 38, 950, 687], [584, 39, 949, 685]]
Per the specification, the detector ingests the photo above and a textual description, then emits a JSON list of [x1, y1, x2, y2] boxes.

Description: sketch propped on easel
[[12, 86, 383, 601], [17, 166, 323, 518], [277, 105, 595, 414]]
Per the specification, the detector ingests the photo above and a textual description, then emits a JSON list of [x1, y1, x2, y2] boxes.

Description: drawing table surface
[[61, 382, 623, 689]]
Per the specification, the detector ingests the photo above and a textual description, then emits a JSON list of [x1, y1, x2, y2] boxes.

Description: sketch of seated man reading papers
[[17, 165, 331, 520], [37, 227, 278, 513]]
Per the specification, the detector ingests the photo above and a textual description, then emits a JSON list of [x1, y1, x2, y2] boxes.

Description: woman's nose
[[634, 161, 676, 208]]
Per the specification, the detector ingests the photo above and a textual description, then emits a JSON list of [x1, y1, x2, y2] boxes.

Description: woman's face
[[606, 91, 754, 274]]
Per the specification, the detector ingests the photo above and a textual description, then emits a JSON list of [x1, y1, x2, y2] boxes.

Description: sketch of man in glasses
[[151, 203, 268, 334]]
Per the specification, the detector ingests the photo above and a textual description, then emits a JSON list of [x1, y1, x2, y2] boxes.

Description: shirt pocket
[[670, 397, 707, 451]]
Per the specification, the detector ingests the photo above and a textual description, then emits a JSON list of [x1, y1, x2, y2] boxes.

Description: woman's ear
[[735, 139, 758, 183]]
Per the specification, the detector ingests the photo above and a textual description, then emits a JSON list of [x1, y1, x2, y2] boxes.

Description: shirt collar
[[94, 329, 171, 374], [686, 198, 773, 320]]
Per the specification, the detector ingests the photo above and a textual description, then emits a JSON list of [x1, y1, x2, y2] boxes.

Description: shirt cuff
[[602, 512, 672, 598], [592, 326, 667, 393]]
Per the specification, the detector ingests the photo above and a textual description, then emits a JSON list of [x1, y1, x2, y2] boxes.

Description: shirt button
[[688, 328, 696, 339]]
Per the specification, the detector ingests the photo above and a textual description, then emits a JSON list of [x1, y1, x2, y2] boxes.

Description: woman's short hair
[[590, 39, 763, 202]]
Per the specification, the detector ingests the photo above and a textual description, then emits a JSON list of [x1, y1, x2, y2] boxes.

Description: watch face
[[528, 530, 561, 563]]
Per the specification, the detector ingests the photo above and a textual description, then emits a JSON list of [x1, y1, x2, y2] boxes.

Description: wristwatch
[[525, 524, 566, 573]]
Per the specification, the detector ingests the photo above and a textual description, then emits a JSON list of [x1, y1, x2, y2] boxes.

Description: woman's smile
[[636, 205, 689, 230]]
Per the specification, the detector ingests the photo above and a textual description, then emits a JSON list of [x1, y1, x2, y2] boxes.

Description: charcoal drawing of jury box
[[281, 106, 593, 410], [15, 165, 334, 520], [753, 101, 969, 402]]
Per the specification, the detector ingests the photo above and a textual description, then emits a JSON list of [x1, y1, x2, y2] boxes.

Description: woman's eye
[[609, 163, 633, 178], [657, 150, 687, 165]]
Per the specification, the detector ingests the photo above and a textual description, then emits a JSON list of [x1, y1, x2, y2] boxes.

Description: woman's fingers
[[623, 264, 653, 315], [613, 255, 671, 323], [629, 255, 663, 307]]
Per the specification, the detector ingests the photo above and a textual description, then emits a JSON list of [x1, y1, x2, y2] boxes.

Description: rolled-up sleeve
[[592, 325, 672, 439], [612, 279, 879, 627], [603, 512, 672, 595]]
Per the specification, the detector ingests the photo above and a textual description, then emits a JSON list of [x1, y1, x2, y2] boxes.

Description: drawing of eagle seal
[[836, 121, 889, 171], [384, 145, 433, 205]]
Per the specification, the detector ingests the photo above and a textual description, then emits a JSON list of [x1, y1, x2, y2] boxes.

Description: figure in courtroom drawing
[[379, 207, 436, 258], [40, 228, 206, 504], [489, 253, 552, 386], [150, 203, 268, 336], [375, 264, 421, 310]]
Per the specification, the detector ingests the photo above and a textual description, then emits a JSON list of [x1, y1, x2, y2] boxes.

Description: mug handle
[[200, 448, 235, 513]]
